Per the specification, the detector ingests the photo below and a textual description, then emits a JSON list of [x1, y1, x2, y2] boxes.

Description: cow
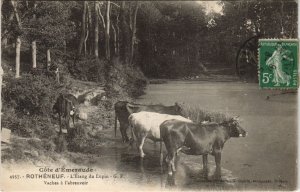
[[128, 111, 192, 158], [159, 117, 247, 182], [114, 101, 183, 143], [53, 93, 79, 134]]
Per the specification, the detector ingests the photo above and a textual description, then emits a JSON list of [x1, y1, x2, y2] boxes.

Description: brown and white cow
[[114, 101, 183, 142], [159, 117, 247, 181], [128, 111, 192, 158]]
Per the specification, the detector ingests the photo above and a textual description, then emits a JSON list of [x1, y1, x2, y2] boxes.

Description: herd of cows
[[52, 94, 247, 184], [115, 101, 247, 182]]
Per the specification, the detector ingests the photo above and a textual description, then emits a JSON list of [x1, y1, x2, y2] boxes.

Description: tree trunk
[[130, 2, 139, 65], [31, 41, 37, 68], [116, 12, 120, 56], [112, 24, 117, 56], [87, 2, 92, 54], [120, 1, 129, 64], [105, 1, 111, 60], [11, 0, 22, 78], [94, 1, 99, 58], [84, 26, 89, 56], [78, 1, 87, 56], [15, 37, 21, 78], [47, 49, 51, 70]]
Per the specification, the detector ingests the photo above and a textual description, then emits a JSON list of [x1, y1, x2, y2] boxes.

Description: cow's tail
[[114, 112, 117, 137]]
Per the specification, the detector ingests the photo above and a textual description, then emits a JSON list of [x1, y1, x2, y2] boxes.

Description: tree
[[130, 1, 139, 65], [105, 1, 111, 60], [10, 0, 22, 78], [0, 0, 4, 130], [94, 1, 99, 58], [78, 1, 87, 56]]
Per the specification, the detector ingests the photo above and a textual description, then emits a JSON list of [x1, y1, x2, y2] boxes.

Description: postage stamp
[[258, 39, 298, 89]]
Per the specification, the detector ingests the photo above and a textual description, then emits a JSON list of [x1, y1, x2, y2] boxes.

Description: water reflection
[[115, 150, 237, 189]]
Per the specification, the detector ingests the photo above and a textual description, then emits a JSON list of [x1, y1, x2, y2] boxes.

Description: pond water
[[92, 80, 297, 191]]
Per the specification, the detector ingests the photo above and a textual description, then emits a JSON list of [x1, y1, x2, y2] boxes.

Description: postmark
[[258, 39, 298, 89]]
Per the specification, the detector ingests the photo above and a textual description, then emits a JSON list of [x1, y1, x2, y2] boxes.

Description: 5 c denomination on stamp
[[259, 39, 298, 89]]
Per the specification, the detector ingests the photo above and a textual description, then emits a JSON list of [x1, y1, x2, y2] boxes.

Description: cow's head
[[126, 103, 141, 114], [70, 105, 76, 116], [225, 116, 247, 137], [174, 102, 184, 115], [67, 100, 79, 122]]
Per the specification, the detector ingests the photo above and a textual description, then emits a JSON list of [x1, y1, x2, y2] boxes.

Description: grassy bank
[[1, 55, 147, 164]]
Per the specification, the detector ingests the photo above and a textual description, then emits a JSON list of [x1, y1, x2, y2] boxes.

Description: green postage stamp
[[258, 39, 298, 89]]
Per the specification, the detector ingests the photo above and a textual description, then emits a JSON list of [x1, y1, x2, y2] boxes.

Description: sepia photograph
[[0, 0, 298, 191]]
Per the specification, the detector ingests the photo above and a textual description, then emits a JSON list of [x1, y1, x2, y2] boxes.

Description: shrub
[[54, 134, 68, 153], [106, 58, 148, 98], [70, 56, 107, 83], [67, 125, 89, 153], [2, 108, 57, 138], [3, 73, 65, 115]]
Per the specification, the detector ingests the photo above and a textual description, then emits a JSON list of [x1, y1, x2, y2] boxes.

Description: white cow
[[128, 111, 192, 159]]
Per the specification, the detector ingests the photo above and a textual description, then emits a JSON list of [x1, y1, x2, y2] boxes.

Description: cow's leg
[[202, 154, 209, 179], [72, 114, 75, 128], [124, 125, 129, 142], [66, 114, 70, 134], [58, 113, 62, 134], [138, 136, 146, 158], [165, 154, 173, 176], [120, 124, 129, 143], [160, 140, 163, 166], [170, 152, 177, 173], [165, 151, 177, 186], [165, 151, 177, 176], [120, 125, 125, 142], [214, 152, 222, 180]]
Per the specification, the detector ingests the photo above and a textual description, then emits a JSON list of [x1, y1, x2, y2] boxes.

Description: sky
[[196, 1, 224, 15]]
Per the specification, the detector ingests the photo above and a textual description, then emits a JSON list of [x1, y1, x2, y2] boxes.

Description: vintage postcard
[[0, 0, 298, 191]]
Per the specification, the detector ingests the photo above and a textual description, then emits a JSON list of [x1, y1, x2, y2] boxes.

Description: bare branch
[[10, 0, 21, 29], [110, 2, 120, 8], [96, 3, 106, 29]]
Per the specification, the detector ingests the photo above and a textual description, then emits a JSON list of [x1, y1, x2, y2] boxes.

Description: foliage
[[3, 73, 65, 115], [67, 125, 90, 153], [2, 105, 57, 138], [105, 58, 147, 98], [2, 1, 297, 79], [71, 57, 107, 83]]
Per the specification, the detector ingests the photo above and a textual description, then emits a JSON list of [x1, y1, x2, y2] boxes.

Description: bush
[[106, 58, 148, 98], [3, 73, 65, 115], [70, 56, 107, 83], [54, 135, 68, 153], [2, 107, 57, 138], [67, 125, 89, 152]]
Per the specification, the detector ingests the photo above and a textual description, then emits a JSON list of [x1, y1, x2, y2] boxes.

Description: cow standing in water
[[114, 101, 183, 143], [160, 117, 247, 183], [128, 111, 192, 158], [53, 93, 79, 134]]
